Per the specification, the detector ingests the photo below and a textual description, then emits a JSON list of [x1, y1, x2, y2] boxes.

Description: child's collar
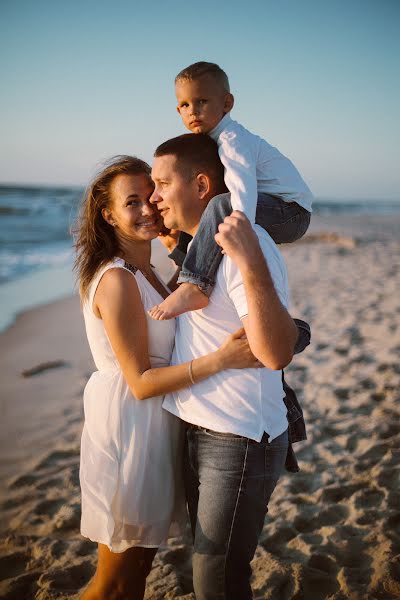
[[208, 112, 232, 140]]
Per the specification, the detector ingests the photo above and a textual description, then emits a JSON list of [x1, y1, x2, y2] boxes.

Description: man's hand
[[158, 226, 181, 254], [216, 211, 297, 370], [214, 211, 263, 269]]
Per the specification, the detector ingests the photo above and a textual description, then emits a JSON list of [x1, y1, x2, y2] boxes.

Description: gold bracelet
[[188, 360, 196, 385]]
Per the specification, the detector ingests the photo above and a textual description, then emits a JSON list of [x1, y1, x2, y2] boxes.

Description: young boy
[[149, 61, 313, 320]]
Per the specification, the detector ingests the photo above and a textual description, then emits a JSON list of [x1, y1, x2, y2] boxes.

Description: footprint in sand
[[308, 552, 338, 575], [151, 545, 194, 596], [0, 570, 41, 600], [317, 505, 349, 527], [34, 498, 65, 517], [9, 473, 37, 489], [0, 551, 29, 580], [36, 448, 79, 471], [352, 488, 385, 510], [387, 490, 400, 510], [356, 441, 391, 468], [334, 387, 351, 400], [358, 377, 376, 390], [334, 345, 349, 356], [0, 494, 29, 511], [377, 466, 400, 490], [299, 564, 340, 600], [36, 476, 64, 491], [260, 525, 298, 555], [349, 353, 375, 365], [37, 560, 94, 593], [319, 483, 363, 503]]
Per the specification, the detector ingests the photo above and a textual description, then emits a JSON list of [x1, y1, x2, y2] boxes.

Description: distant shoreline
[[1, 211, 399, 334], [0, 238, 176, 334], [0, 262, 76, 333]]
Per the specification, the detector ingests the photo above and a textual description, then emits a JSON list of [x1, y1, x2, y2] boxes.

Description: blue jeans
[[174, 192, 311, 294], [183, 426, 289, 599]]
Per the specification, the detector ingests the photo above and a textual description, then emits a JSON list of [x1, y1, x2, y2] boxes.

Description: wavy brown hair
[[73, 155, 152, 299]]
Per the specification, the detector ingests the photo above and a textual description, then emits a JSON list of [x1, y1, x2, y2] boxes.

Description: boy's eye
[[199, 99, 207, 105], [180, 103, 188, 108]]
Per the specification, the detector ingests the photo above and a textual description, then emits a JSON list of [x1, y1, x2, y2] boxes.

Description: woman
[[74, 155, 260, 599]]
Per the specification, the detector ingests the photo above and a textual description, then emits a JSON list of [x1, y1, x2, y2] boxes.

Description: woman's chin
[[137, 225, 162, 240]]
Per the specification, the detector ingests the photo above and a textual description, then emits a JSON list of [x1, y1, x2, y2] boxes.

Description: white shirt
[[163, 226, 289, 442], [209, 113, 313, 223]]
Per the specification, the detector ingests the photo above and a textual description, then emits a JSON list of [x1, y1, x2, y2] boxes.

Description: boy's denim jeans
[[183, 426, 289, 600], [173, 192, 311, 295]]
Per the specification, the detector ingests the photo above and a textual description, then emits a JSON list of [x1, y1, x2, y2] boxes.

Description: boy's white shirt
[[209, 113, 313, 223]]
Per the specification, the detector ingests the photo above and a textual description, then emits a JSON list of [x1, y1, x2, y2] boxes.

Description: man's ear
[[102, 207, 114, 227], [176, 105, 181, 115], [196, 173, 211, 201], [224, 93, 234, 113]]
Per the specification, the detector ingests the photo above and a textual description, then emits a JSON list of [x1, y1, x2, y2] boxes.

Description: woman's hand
[[158, 226, 181, 253], [216, 327, 263, 370]]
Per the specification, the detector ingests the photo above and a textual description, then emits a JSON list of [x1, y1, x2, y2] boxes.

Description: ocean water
[[0, 184, 399, 332], [0, 185, 82, 331]]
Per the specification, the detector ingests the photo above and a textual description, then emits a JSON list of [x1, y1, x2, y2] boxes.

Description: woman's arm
[[94, 267, 259, 400]]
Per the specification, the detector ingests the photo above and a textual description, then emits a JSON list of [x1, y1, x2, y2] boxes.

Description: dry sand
[[0, 217, 399, 600]]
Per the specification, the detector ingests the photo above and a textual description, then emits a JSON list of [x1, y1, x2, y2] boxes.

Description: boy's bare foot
[[148, 283, 209, 320]]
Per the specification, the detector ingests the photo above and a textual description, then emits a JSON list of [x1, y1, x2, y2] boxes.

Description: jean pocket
[[267, 209, 311, 244]]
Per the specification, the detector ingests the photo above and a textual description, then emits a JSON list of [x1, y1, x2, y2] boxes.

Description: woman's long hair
[[73, 155, 151, 299]]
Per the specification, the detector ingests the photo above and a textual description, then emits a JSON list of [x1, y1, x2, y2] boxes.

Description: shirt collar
[[209, 112, 232, 140]]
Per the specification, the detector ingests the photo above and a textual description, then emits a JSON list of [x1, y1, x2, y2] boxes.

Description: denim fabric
[[184, 427, 288, 600], [177, 193, 231, 295], [175, 192, 311, 293], [255, 194, 311, 244]]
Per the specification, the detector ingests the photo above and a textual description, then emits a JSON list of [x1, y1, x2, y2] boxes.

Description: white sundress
[[80, 258, 185, 552]]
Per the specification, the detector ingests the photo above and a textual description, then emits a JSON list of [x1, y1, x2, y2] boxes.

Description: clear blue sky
[[1, 0, 399, 199]]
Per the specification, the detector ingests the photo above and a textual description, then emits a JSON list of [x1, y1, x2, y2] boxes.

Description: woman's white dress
[[80, 258, 185, 552]]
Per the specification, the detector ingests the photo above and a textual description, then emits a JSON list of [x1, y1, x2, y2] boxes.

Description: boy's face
[[176, 75, 234, 134]]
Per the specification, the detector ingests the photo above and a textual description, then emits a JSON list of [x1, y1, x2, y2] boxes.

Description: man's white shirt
[[208, 113, 314, 223], [163, 225, 289, 442]]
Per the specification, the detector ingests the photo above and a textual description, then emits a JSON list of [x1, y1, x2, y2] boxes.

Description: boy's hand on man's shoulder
[[215, 211, 262, 269]]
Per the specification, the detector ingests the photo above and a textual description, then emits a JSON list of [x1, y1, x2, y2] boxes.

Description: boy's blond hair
[[175, 61, 230, 93]]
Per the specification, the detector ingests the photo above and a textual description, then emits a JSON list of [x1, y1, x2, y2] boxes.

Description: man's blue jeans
[[183, 426, 289, 599]]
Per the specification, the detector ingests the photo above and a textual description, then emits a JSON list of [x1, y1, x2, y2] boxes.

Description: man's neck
[[185, 223, 200, 238]]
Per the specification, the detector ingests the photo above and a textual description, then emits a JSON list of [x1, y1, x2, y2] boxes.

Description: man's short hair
[[175, 61, 230, 93], [154, 134, 227, 192]]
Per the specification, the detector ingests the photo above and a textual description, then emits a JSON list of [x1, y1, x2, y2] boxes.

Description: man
[[150, 134, 298, 600]]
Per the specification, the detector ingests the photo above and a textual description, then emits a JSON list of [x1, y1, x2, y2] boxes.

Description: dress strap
[[87, 259, 137, 314], [123, 261, 139, 275]]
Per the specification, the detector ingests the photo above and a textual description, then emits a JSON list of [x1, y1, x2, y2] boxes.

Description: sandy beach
[[0, 215, 399, 600]]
